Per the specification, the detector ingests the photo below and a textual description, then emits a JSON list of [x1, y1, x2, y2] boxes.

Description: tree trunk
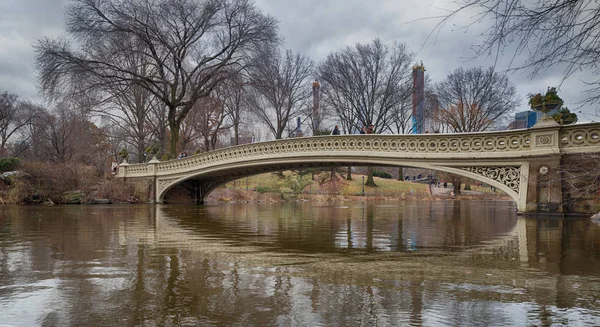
[[365, 167, 377, 187], [346, 166, 353, 180], [397, 167, 403, 181], [169, 121, 179, 157], [453, 178, 461, 195], [137, 142, 145, 163], [234, 124, 239, 145], [157, 127, 168, 157]]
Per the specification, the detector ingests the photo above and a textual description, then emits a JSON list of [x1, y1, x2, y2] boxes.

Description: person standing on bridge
[[111, 160, 118, 174], [332, 125, 341, 135]]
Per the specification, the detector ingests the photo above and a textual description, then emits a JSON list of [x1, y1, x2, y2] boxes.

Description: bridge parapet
[[559, 124, 600, 151], [119, 123, 600, 179], [118, 127, 542, 178], [116, 122, 600, 213]]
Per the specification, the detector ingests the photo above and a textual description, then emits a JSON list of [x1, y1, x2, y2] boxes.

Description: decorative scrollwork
[[157, 178, 180, 194], [462, 166, 521, 193], [116, 123, 600, 180], [537, 135, 552, 145], [148, 132, 533, 175], [560, 125, 600, 148]]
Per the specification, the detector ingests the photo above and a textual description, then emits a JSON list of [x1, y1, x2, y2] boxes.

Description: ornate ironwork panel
[[462, 166, 521, 193]]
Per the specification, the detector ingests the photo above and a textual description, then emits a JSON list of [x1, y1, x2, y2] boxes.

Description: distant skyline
[[1, 0, 598, 122]]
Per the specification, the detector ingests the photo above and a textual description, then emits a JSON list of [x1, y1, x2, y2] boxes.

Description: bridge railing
[[117, 122, 600, 178], [559, 124, 600, 151]]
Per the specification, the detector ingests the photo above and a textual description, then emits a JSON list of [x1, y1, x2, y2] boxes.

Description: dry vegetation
[[0, 161, 137, 204], [1, 163, 506, 205], [212, 171, 505, 203]]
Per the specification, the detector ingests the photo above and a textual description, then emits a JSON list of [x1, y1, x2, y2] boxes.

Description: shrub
[[10, 161, 102, 203], [118, 148, 129, 159], [528, 86, 563, 109], [0, 157, 20, 172], [145, 144, 159, 155], [314, 129, 331, 136], [255, 186, 276, 193], [373, 170, 393, 179], [95, 178, 142, 203]]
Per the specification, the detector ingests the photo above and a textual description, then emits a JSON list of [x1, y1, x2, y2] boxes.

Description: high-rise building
[[507, 109, 560, 129], [412, 63, 426, 134]]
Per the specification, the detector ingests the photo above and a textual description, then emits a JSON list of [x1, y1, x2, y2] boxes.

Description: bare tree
[[560, 153, 600, 213], [100, 49, 160, 162], [188, 96, 230, 152], [0, 92, 35, 156], [178, 111, 203, 154], [386, 83, 413, 135], [147, 104, 170, 156], [435, 66, 517, 194], [220, 75, 250, 146], [35, 0, 278, 156], [318, 38, 413, 186], [318, 39, 413, 134], [8, 102, 47, 158], [436, 0, 600, 105], [247, 48, 314, 139], [36, 102, 109, 165], [435, 67, 518, 133], [298, 81, 334, 136]]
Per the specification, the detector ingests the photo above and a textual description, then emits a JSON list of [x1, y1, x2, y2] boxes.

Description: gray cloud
[[0, 0, 596, 120], [0, 0, 67, 101]]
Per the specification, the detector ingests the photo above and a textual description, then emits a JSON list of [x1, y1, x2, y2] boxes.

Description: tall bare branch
[[435, 0, 600, 105], [247, 48, 314, 139], [35, 0, 278, 155], [435, 67, 518, 132], [317, 38, 413, 134]]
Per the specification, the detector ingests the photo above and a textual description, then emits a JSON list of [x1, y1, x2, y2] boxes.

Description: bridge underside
[[157, 157, 531, 212]]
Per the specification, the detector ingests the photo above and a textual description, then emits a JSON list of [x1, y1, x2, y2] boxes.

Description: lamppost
[[362, 176, 365, 196]]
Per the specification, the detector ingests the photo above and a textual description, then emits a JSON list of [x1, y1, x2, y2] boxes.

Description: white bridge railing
[[118, 122, 600, 179]]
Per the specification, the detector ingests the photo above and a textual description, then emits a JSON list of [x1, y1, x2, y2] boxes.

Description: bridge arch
[[155, 156, 526, 210], [118, 122, 600, 214]]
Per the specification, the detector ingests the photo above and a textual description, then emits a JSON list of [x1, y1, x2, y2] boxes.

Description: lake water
[[1, 201, 600, 326]]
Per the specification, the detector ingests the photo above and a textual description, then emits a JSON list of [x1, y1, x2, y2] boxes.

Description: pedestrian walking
[[332, 125, 341, 135]]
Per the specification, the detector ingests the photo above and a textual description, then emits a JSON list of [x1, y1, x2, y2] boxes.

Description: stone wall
[[162, 180, 198, 204], [125, 178, 154, 203], [560, 153, 600, 214]]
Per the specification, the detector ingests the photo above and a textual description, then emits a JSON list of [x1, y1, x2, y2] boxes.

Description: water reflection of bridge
[[3, 204, 600, 325], [110, 204, 600, 325], [118, 122, 600, 213], [116, 204, 573, 266]]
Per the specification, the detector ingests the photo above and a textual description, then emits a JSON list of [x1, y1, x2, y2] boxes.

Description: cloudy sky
[[1, 0, 598, 121]]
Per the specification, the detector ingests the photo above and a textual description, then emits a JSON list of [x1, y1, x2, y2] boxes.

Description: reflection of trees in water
[[169, 201, 519, 253], [2, 205, 600, 325]]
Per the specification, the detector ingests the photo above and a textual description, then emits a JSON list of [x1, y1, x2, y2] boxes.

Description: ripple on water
[[1, 202, 600, 326]]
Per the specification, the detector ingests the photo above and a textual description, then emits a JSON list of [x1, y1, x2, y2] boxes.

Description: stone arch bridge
[[117, 122, 600, 214]]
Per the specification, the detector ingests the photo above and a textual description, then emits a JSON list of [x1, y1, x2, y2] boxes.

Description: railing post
[[526, 122, 563, 213], [118, 159, 129, 179], [148, 156, 160, 203]]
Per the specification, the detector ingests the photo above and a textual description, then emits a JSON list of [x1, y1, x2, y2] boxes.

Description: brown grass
[[2, 162, 99, 203], [0, 161, 140, 204]]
